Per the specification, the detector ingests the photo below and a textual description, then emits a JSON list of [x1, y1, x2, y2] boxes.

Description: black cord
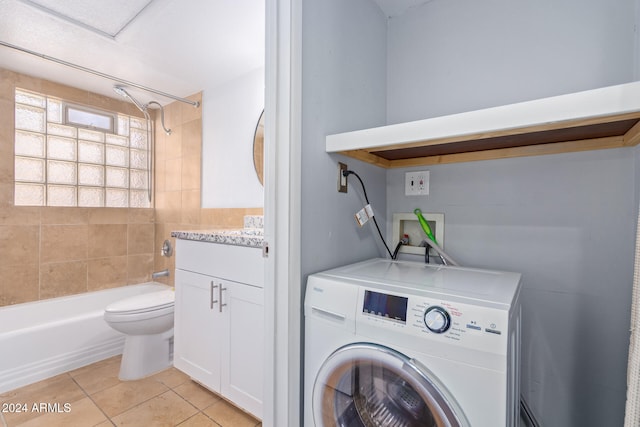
[[343, 170, 394, 259], [392, 241, 403, 260]]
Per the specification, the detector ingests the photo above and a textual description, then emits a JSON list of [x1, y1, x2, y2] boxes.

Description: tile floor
[[0, 356, 261, 427]]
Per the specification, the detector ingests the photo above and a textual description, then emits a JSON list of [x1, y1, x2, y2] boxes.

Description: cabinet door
[[220, 279, 264, 418], [174, 269, 222, 393]]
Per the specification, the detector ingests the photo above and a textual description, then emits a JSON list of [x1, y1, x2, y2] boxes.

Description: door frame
[[263, 0, 302, 425]]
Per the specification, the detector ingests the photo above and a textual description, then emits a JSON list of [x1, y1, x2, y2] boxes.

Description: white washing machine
[[304, 258, 522, 427]]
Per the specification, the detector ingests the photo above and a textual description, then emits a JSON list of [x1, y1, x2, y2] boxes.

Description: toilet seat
[[105, 290, 174, 315]]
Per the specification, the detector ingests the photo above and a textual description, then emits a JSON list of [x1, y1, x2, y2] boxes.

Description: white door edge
[[263, 0, 302, 425]]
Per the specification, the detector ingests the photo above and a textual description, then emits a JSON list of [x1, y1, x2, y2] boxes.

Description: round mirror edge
[[253, 109, 265, 186]]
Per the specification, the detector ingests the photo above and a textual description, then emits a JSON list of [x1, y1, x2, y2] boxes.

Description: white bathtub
[[0, 282, 171, 394]]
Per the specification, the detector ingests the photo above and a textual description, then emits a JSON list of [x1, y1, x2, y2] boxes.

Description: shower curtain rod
[[0, 40, 200, 108]]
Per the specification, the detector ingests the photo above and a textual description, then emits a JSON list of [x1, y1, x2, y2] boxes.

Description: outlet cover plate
[[338, 162, 348, 193], [405, 171, 430, 196]]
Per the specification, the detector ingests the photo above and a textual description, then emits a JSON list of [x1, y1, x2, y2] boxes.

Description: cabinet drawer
[[175, 239, 265, 287]]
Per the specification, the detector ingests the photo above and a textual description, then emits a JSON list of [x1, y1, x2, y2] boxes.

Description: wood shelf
[[326, 81, 640, 168]]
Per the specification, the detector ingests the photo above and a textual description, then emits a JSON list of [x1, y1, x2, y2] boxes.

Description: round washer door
[[313, 343, 470, 427]]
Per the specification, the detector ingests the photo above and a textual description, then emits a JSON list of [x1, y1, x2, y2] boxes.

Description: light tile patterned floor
[[0, 356, 261, 427]]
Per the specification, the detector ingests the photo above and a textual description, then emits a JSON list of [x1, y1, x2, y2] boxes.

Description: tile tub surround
[[1, 69, 264, 302], [0, 356, 262, 427], [0, 206, 155, 307], [152, 88, 264, 287], [0, 69, 154, 307]]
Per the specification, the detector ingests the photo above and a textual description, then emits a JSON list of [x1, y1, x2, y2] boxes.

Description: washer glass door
[[313, 343, 469, 427]]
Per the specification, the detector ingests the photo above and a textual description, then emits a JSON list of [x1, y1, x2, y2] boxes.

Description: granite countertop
[[171, 215, 264, 248], [171, 228, 264, 248]]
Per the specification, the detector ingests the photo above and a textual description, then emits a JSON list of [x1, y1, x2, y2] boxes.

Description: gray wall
[[300, 3, 387, 421], [385, 0, 638, 425], [387, 151, 635, 426], [301, 0, 387, 280], [387, 0, 637, 123]]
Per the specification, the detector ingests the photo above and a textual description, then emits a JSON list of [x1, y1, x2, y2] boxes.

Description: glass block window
[[14, 88, 151, 208]]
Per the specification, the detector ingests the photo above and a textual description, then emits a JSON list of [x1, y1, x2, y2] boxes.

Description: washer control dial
[[424, 306, 451, 333]]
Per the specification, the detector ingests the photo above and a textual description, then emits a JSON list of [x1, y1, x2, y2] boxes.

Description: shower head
[[113, 85, 147, 113]]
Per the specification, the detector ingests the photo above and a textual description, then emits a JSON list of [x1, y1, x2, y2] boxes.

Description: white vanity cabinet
[[174, 239, 264, 419]]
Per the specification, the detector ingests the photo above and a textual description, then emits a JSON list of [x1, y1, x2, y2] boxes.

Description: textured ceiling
[[19, 0, 154, 37], [372, 0, 433, 18], [0, 0, 265, 105]]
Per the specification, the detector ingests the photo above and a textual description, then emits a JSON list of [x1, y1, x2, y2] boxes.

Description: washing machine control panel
[[358, 287, 510, 354]]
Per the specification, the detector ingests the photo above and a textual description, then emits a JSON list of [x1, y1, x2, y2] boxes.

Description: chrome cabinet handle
[[219, 285, 227, 313], [210, 281, 219, 309]]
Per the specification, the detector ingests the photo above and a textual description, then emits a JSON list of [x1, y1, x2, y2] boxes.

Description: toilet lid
[[105, 289, 175, 314]]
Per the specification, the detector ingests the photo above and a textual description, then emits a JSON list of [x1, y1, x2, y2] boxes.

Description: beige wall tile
[[165, 103, 183, 135], [155, 126, 168, 159], [128, 253, 154, 283], [0, 225, 39, 266], [40, 261, 88, 298], [41, 207, 89, 225], [165, 157, 182, 192], [0, 264, 39, 306], [0, 184, 12, 206], [89, 208, 128, 224], [88, 256, 128, 291], [154, 223, 176, 281], [181, 190, 201, 225], [128, 208, 154, 223], [40, 80, 87, 105], [41, 225, 88, 263], [155, 158, 167, 193], [182, 119, 202, 159], [0, 206, 40, 225], [155, 191, 182, 223], [0, 98, 13, 147], [165, 125, 183, 159], [128, 223, 155, 255], [199, 209, 225, 227], [0, 69, 17, 100], [88, 224, 127, 258], [14, 72, 43, 94], [0, 183, 13, 207], [181, 155, 201, 191], [0, 124, 12, 146]]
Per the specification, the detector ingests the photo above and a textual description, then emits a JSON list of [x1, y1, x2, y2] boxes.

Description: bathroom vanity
[[172, 227, 265, 419]]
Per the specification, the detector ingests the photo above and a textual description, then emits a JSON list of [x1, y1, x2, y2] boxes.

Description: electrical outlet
[[405, 171, 430, 196], [338, 162, 348, 193]]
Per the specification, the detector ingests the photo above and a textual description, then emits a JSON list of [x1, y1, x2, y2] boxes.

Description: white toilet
[[104, 289, 175, 380]]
